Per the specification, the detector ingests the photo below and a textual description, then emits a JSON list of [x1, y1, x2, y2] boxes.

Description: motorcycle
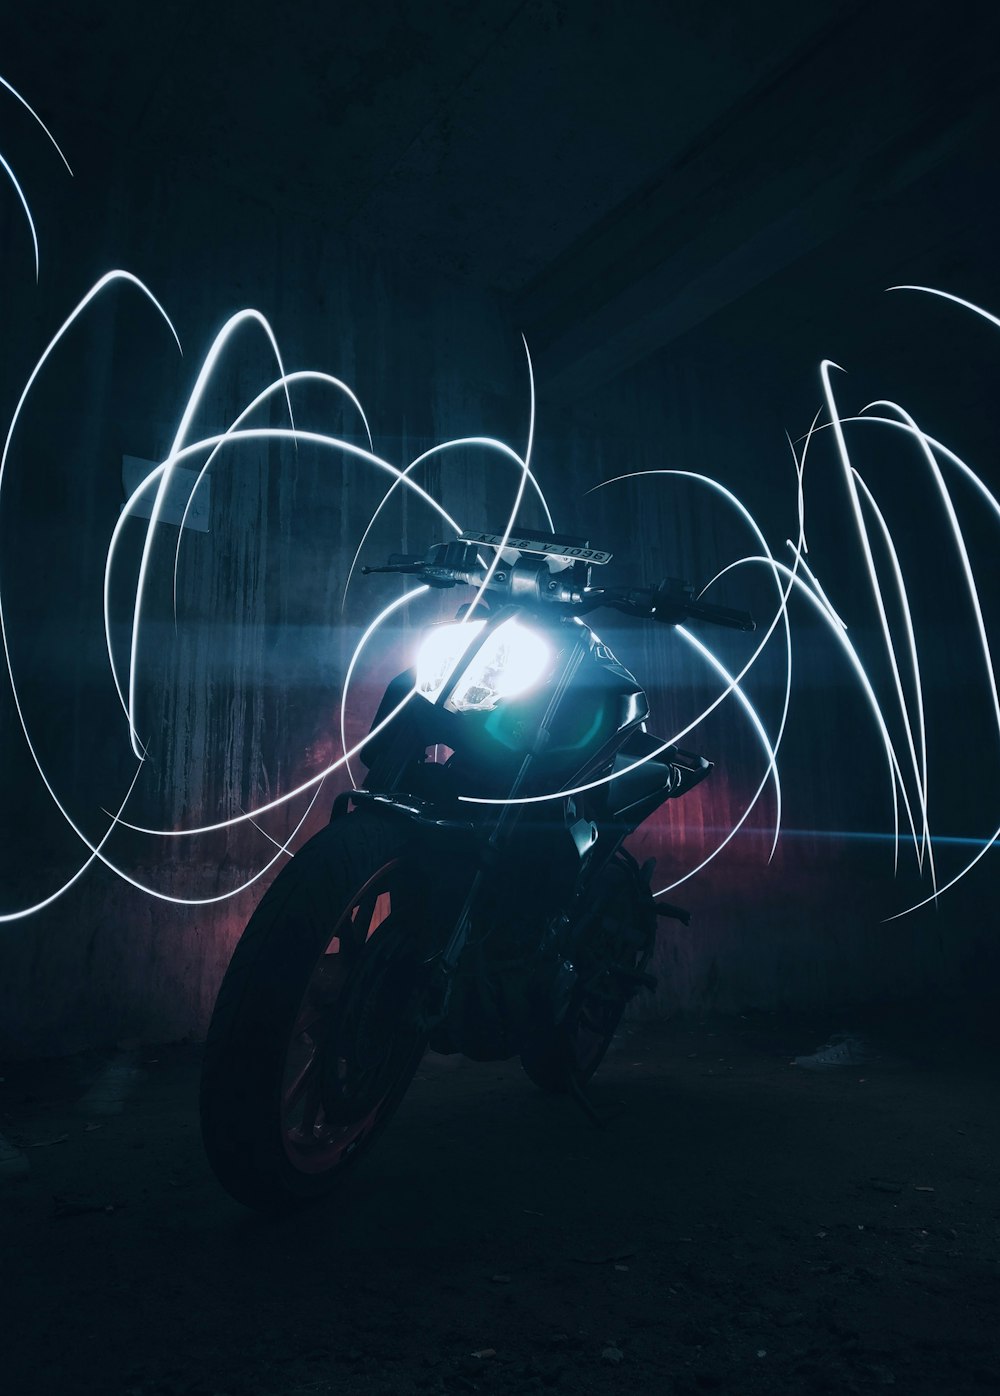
[[200, 527, 754, 1208]]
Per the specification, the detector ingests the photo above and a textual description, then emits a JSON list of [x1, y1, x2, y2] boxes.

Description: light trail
[[820, 364, 934, 884], [171, 369, 375, 622], [655, 624, 781, 895], [340, 586, 430, 789], [0, 275, 328, 913], [0, 273, 180, 917], [0, 150, 39, 278], [342, 334, 553, 609], [0, 71, 73, 278], [121, 310, 297, 758], [106, 423, 466, 754], [0, 74, 73, 172], [850, 466, 934, 884], [2, 270, 997, 924], [460, 469, 795, 809], [816, 405, 1000, 916], [109, 342, 540, 836]]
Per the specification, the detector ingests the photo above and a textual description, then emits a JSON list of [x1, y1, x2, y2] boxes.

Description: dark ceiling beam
[[514, 0, 1000, 402]]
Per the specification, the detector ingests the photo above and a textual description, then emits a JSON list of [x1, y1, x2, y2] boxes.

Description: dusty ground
[[1, 1009, 998, 1396]]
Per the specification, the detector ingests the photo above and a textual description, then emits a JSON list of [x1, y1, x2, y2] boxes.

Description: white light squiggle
[[0, 74, 73, 172], [3, 274, 998, 929], [820, 364, 933, 883], [655, 625, 780, 895], [0, 71, 73, 278], [0, 150, 39, 278], [340, 586, 430, 789], [460, 469, 794, 808], [172, 369, 375, 622]]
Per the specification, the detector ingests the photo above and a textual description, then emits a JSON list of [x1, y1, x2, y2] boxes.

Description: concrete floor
[[1, 1010, 998, 1395]]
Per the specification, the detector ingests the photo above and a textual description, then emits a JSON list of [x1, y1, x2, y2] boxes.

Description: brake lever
[[360, 561, 460, 589]]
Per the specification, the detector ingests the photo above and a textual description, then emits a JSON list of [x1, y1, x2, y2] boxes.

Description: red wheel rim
[[279, 858, 415, 1174]]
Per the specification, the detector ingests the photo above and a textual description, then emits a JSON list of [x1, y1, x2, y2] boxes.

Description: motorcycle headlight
[[414, 619, 486, 701], [415, 616, 552, 713]]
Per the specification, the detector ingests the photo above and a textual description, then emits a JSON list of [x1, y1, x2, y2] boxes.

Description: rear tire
[[520, 854, 656, 1094], [200, 812, 429, 1210]]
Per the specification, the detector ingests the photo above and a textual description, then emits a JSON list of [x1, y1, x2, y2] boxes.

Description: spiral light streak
[[714, 556, 935, 907], [655, 625, 780, 895], [461, 469, 794, 809], [830, 407, 1000, 913], [454, 336, 538, 628], [342, 443, 554, 610], [107, 680, 425, 839], [342, 333, 550, 610], [0, 72, 73, 279], [340, 585, 430, 789], [122, 310, 298, 759], [820, 363, 934, 881], [172, 369, 375, 621], [0, 764, 143, 925], [0, 74, 73, 172], [106, 424, 464, 748], [0, 150, 39, 278], [0, 284, 324, 911], [0, 273, 181, 918], [850, 466, 934, 885], [3, 272, 998, 924], [112, 350, 539, 836], [112, 402, 538, 834]]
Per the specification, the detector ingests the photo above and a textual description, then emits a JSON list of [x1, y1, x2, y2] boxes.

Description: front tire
[[200, 812, 430, 1209]]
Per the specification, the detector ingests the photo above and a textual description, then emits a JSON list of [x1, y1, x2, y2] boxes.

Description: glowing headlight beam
[[340, 585, 430, 789], [0, 74, 73, 172], [0, 151, 39, 278], [172, 369, 375, 623]]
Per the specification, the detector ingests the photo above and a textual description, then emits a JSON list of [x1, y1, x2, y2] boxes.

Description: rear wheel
[[200, 812, 431, 1209], [520, 853, 656, 1093]]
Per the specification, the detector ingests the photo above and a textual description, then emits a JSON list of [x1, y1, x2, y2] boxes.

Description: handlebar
[[361, 548, 755, 632]]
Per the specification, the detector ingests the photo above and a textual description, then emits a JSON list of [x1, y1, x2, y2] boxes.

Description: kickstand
[[568, 1071, 623, 1129]]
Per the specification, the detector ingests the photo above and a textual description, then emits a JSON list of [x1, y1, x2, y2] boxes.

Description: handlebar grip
[[683, 598, 756, 631]]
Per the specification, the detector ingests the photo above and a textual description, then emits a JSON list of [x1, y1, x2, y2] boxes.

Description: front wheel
[[200, 812, 431, 1209]]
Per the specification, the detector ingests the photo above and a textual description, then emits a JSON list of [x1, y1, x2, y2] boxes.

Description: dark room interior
[[1, 3, 998, 1393]]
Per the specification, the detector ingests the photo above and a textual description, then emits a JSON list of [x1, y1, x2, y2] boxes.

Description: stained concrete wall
[[0, 139, 539, 1055], [1, 40, 998, 1056]]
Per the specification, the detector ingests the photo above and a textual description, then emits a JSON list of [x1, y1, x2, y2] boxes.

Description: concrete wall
[[0, 143, 538, 1055], [1, 53, 997, 1056]]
